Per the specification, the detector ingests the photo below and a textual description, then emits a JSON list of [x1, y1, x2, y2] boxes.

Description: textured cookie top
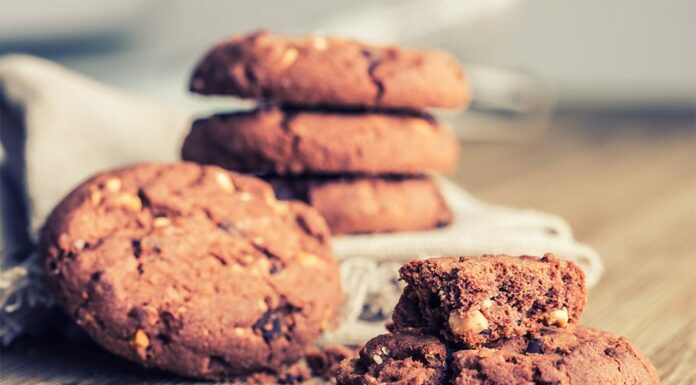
[[182, 106, 460, 175], [40, 163, 341, 380], [337, 332, 448, 385], [267, 175, 452, 235], [337, 328, 659, 385], [393, 254, 586, 346], [190, 31, 470, 109], [452, 326, 660, 385]]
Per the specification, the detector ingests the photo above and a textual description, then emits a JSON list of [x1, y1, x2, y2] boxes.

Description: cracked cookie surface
[[40, 163, 342, 380], [190, 31, 470, 109], [452, 326, 660, 385], [182, 106, 460, 175], [267, 175, 452, 235], [338, 327, 659, 385], [393, 254, 586, 346]]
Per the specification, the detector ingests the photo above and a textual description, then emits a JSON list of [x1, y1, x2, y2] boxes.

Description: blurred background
[[1, 1, 694, 384], [1, 0, 694, 116]]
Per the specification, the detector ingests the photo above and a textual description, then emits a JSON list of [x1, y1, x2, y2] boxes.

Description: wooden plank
[[2, 116, 694, 384], [455, 118, 696, 385]]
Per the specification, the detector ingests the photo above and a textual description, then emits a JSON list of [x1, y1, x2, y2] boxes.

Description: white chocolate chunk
[[449, 309, 489, 335]]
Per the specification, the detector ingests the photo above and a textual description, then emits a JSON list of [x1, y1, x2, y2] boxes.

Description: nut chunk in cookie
[[337, 332, 448, 385], [393, 254, 586, 346], [40, 163, 341, 381], [452, 326, 660, 385]]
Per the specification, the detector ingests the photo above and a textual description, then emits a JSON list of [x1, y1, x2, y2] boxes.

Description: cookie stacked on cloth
[[338, 254, 660, 385], [183, 31, 468, 234]]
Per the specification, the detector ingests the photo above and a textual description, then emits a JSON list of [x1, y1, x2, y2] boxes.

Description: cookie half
[[268, 175, 452, 235], [337, 332, 448, 385], [182, 106, 460, 175], [40, 163, 342, 380], [190, 31, 470, 110], [452, 326, 659, 385], [337, 328, 659, 385], [392, 254, 586, 346]]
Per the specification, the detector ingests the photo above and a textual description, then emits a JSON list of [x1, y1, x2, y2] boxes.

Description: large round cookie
[[337, 328, 659, 385], [190, 31, 470, 109], [268, 175, 452, 235], [182, 106, 460, 175], [40, 163, 342, 380], [453, 326, 660, 385]]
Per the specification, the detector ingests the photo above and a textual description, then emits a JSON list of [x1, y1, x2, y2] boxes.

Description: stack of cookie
[[182, 31, 469, 234], [338, 254, 660, 384]]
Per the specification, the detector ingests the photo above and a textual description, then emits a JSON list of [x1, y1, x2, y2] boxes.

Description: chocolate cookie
[[268, 175, 452, 235], [340, 327, 659, 385], [306, 344, 360, 381], [182, 106, 460, 175], [40, 163, 342, 380], [244, 344, 358, 384], [452, 326, 660, 385], [337, 332, 448, 385], [393, 254, 586, 346], [190, 31, 470, 109]]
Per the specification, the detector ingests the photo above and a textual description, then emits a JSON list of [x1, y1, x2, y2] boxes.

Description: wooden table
[[454, 112, 696, 385], [2, 112, 695, 384]]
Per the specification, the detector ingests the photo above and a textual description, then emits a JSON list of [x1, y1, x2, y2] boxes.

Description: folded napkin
[[0, 55, 602, 346]]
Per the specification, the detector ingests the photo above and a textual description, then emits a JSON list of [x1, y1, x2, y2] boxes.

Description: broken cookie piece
[[392, 254, 586, 346], [337, 332, 448, 385]]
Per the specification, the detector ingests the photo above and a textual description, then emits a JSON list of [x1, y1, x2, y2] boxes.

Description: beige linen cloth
[[0, 55, 602, 346]]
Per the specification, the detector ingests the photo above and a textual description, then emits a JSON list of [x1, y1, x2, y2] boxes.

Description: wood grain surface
[[2, 113, 694, 384]]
